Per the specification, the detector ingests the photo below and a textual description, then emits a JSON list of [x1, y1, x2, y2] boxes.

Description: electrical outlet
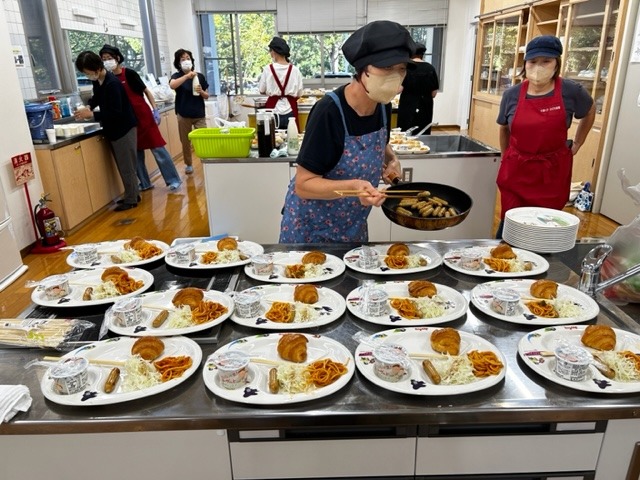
[[402, 167, 413, 183]]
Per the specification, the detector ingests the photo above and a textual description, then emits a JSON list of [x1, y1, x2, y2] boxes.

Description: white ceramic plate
[[343, 244, 442, 275], [105, 289, 234, 336], [165, 240, 264, 269], [470, 279, 599, 326], [203, 333, 354, 404], [355, 327, 506, 395], [229, 284, 346, 330], [244, 251, 345, 284], [443, 246, 550, 278], [31, 267, 154, 308], [518, 325, 640, 394], [40, 336, 202, 406], [346, 281, 467, 326], [393, 146, 431, 155], [66, 239, 170, 269]]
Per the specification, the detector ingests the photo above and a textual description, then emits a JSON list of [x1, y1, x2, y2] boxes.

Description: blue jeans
[[136, 147, 181, 188]]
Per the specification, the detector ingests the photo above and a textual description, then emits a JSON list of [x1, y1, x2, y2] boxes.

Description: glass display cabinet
[[559, 0, 620, 117]]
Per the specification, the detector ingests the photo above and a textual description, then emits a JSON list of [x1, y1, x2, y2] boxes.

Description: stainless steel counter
[[2, 240, 640, 436]]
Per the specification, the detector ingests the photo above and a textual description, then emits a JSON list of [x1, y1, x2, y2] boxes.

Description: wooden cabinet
[[81, 135, 122, 211], [469, 0, 627, 189], [35, 133, 122, 231]]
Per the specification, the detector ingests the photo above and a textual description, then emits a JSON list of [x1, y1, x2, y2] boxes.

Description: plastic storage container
[[25, 103, 54, 141], [188, 127, 255, 158]]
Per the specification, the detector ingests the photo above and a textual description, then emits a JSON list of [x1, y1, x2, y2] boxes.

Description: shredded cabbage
[[121, 355, 161, 392], [598, 352, 640, 382], [553, 298, 584, 318], [432, 355, 476, 385], [90, 281, 121, 300], [406, 255, 428, 268], [116, 250, 142, 263], [214, 250, 243, 264], [166, 305, 194, 328], [276, 364, 311, 393], [293, 302, 320, 323], [303, 264, 324, 278], [414, 295, 447, 318]]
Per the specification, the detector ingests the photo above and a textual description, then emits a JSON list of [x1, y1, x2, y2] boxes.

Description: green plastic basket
[[188, 127, 255, 158]]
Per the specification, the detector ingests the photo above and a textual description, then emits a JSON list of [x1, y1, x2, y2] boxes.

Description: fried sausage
[[104, 367, 120, 393], [422, 359, 441, 385], [268, 367, 279, 394], [152, 310, 169, 328], [82, 287, 93, 301], [110, 255, 123, 264]]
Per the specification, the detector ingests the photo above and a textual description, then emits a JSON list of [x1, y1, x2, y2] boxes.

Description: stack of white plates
[[503, 207, 580, 253]]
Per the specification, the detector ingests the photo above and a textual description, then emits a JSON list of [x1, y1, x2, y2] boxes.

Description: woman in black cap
[[74, 51, 139, 211], [258, 37, 304, 127], [397, 42, 439, 134], [99, 45, 182, 192], [495, 35, 595, 238], [279, 20, 412, 243]]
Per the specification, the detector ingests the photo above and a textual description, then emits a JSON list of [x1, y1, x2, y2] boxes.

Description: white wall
[[162, 0, 202, 78], [0, 6, 43, 250]]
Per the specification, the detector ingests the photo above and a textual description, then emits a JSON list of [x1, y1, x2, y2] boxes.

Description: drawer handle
[[74, 145, 81, 151], [626, 441, 640, 480]]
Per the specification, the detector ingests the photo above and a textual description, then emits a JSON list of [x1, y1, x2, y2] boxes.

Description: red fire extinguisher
[[34, 193, 60, 246]]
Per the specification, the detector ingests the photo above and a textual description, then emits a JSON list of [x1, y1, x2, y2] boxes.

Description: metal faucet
[[579, 243, 640, 295]]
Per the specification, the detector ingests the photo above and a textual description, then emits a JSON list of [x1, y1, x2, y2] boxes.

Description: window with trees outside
[[199, 12, 445, 96]]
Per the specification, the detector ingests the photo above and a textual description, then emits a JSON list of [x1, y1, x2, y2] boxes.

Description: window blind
[[275, 0, 365, 33], [367, 0, 448, 26], [192, 0, 277, 12]]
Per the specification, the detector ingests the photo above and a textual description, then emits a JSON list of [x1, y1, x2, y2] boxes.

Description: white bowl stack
[[502, 207, 580, 253]]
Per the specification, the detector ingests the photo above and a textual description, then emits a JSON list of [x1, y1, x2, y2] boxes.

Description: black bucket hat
[[99, 44, 124, 64], [342, 21, 416, 70], [268, 37, 290, 57]]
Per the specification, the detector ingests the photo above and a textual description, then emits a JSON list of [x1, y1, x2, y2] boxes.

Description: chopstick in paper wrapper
[[0, 319, 98, 350]]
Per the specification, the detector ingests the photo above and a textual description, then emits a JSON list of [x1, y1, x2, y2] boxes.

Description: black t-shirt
[[88, 71, 137, 141], [122, 68, 147, 96], [170, 71, 209, 118], [296, 85, 392, 175], [401, 62, 439, 99]]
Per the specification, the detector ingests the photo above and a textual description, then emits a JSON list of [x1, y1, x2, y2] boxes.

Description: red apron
[[264, 63, 299, 127], [116, 68, 165, 150], [497, 77, 572, 218]]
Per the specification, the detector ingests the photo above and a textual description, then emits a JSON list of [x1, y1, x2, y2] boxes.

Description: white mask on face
[[362, 70, 405, 104], [526, 64, 555, 86], [181, 60, 193, 72], [103, 59, 117, 71]]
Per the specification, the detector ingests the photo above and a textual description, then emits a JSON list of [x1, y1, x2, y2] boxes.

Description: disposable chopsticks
[[334, 189, 423, 198], [43, 356, 125, 367]]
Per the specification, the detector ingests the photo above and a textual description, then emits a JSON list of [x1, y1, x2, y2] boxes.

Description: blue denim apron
[[279, 91, 387, 243]]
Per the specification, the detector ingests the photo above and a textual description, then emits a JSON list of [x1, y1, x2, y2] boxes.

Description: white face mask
[[103, 59, 117, 71], [362, 70, 405, 104], [526, 64, 555, 86], [181, 60, 193, 72]]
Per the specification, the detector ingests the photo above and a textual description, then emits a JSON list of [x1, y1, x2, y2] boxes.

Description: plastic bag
[[574, 182, 593, 212], [214, 117, 246, 128], [601, 215, 640, 303], [0, 319, 99, 350]]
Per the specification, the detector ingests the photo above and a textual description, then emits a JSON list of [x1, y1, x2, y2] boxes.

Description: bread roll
[[277, 333, 308, 363], [530, 279, 558, 299], [430, 327, 461, 356], [490, 243, 517, 260], [387, 243, 410, 256], [131, 336, 164, 361], [301, 251, 326, 265], [217, 237, 238, 251], [293, 284, 319, 304], [408, 280, 437, 298], [581, 324, 616, 351], [172, 287, 205, 309]]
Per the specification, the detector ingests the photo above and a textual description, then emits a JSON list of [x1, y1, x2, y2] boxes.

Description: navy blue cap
[[268, 37, 290, 57], [342, 21, 416, 70], [525, 35, 563, 60]]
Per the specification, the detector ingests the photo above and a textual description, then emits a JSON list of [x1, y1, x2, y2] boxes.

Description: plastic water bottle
[[286, 117, 299, 156], [192, 74, 200, 96]]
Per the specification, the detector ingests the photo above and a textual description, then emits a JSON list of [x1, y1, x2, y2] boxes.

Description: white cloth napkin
[[0, 385, 32, 423]]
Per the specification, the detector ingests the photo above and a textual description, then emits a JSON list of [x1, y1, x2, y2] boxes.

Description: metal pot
[[381, 182, 473, 231]]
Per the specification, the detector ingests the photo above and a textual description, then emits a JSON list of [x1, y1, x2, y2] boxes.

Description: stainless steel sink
[[416, 135, 497, 154]]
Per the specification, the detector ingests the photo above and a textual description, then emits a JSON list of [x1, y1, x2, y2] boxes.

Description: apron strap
[[327, 91, 349, 135], [269, 63, 292, 96]]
